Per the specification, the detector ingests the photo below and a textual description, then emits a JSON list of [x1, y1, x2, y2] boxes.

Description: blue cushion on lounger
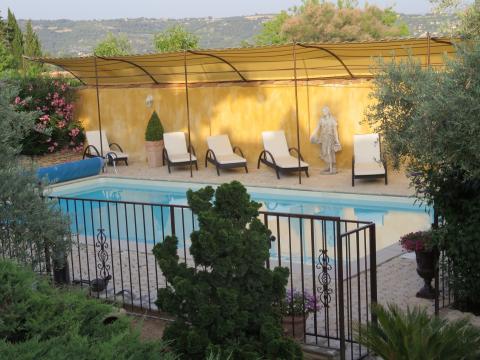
[[37, 157, 103, 184]]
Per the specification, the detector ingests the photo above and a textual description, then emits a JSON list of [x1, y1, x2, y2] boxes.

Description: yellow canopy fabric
[[28, 37, 457, 86]]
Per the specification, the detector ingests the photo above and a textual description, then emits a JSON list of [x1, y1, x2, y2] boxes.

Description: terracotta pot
[[282, 315, 305, 342], [415, 250, 436, 299], [145, 140, 164, 168]]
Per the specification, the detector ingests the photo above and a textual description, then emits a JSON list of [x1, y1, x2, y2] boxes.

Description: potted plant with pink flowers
[[400, 230, 437, 299], [281, 289, 320, 342]]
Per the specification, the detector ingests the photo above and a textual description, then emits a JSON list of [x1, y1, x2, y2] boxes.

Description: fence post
[[433, 206, 440, 315], [53, 256, 70, 285], [336, 220, 346, 360], [369, 224, 378, 325], [170, 206, 176, 236]]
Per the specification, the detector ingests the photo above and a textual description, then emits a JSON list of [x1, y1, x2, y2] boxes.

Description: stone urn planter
[[145, 110, 164, 168], [145, 140, 164, 168], [400, 230, 437, 300], [282, 315, 306, 341], [415, 249, 436, 299]]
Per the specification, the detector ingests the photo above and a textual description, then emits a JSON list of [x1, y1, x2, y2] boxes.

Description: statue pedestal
[[321, 166, 337, 175]]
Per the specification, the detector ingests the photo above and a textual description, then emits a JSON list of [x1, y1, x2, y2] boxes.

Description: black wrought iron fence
[[41, 195, 377, 360], [435, 250, 453, 314]]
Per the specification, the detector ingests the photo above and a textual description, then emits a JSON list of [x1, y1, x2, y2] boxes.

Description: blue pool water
[[50, 177, 431, 262]]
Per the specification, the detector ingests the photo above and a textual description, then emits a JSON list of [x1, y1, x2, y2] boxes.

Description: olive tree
[[367, 43, 480, 312], [0, 81, 70, 268]]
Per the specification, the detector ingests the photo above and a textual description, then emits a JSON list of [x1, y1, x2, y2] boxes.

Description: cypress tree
[[23, 20, 42, 57], [6, 9, 23, 69], [23, 20, 43, 74]]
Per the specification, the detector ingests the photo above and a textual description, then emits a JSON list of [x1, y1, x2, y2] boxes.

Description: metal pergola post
[[93, 56, 104, 157], [293, 42, 302, 185], [184, 50, 193, 178]]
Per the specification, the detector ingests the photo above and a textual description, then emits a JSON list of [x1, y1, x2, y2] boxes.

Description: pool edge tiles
[[49, 176, 427, 213]]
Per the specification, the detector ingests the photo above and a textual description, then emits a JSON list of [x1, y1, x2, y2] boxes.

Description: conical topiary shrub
[[153, 181, 302, 359], [145, 110, 164, 141], [145, 110, 164, 167]]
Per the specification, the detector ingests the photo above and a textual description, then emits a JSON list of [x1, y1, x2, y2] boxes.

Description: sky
[[1, 0, 436, 20]]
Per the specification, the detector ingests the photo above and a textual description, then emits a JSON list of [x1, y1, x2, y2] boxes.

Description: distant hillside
[[18, 13, 458, 57]]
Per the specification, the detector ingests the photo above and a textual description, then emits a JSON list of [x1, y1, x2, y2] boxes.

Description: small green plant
[[356, 303, 480, 360], [145, 110, 164, 141], [153, 181, 302, 359]]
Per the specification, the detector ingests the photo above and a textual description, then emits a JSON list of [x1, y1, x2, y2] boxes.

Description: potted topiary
[[400, 230, 437, 299], [281, 289, 319, 341], [145, 111, 164, 167]]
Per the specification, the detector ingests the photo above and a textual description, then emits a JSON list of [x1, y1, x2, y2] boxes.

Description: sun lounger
[[352, 133, 387, 186], [83, 130, 128, 166], [257, 130, 309, 179], [205, 134, 248, 175], [162, 132, 198, 173]]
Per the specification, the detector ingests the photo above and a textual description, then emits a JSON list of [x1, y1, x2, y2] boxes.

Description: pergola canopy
[[28, 37, 457, 86]]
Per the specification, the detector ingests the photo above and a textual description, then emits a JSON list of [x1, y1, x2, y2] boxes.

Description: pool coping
[[48, 174, 419, 201]]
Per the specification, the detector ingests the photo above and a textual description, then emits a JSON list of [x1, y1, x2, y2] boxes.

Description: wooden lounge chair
[[83, 130, 128, 166], [162, 132, 198, 173], [205, 135, 248, 176], [352, 133, 387, 187], [257, 130, 309, 179]]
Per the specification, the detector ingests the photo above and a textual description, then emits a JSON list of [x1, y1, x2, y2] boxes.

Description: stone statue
[[310, 106, 342, 174]]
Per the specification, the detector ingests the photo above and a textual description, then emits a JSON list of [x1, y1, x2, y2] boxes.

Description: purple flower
[[282, 288, 321, 316]]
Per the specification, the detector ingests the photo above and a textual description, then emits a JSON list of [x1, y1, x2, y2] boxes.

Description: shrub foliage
[[356, 303, 480, 359], [0, 260, 175, 360], [145, 110, 164, 141], [0, 81, 70, 267], [153, 181, 302, 359], [11, 76, 84, 155]]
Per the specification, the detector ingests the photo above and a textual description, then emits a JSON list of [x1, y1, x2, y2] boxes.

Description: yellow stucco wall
[[74, 79, 374, 168]]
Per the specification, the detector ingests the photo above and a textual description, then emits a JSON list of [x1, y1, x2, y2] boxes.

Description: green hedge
[[0, 260, 176, 360]]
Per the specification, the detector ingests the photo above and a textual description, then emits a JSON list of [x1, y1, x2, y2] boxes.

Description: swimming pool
[[50, 177, 431, 263]]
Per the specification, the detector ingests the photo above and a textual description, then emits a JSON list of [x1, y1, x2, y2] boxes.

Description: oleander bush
[[10, 76, 84, 155], [356, 303, 480, 360], [153, 181, 302, 359], [0, 260, 176, 360]]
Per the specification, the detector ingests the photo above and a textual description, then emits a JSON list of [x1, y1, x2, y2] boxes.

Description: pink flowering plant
[[399, 230, 433, 252], [13, 77, 85, 155], [281, 289, 320, 317]]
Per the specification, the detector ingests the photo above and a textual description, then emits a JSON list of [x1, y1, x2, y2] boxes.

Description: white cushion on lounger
[[164, 132, 195, 164], [207, 135, 232, 156], [106, 150, 128, 160], [167, 153, 197, 163], [353, 134, 385, 175], [215, 153, 246, 165], [164, 132, 189, 155], [262, 131, 290, 158], [86, 130, 128, 159], [354, 162, 385, 176], [207, 134, 246, 165], [261, 131, 309, 169], [354, 133, 381, 164], [274, 156, 308, 169]]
